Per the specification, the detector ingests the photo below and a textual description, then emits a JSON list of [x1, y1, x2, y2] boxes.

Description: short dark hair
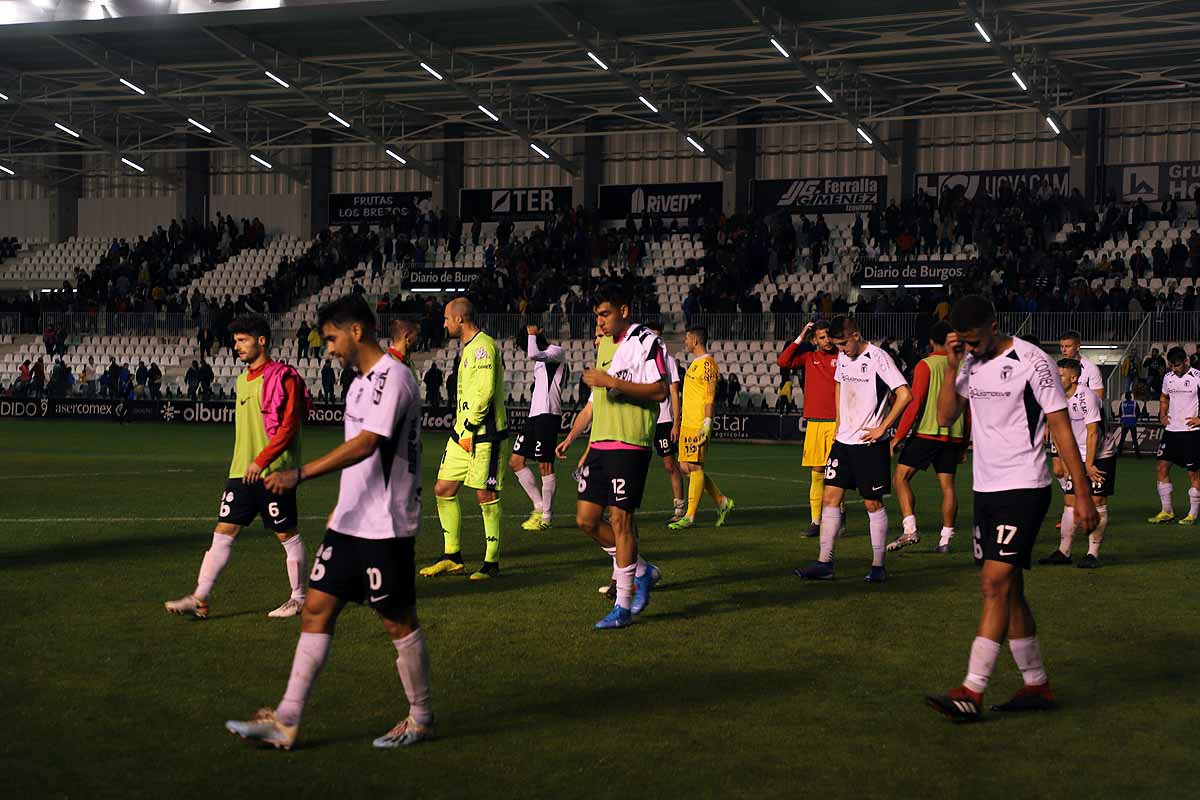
[[318, 295, 377, 336], [828, 315, 858, 339], [1167, 346, 1188, 365], [686, 325, 708, 345], [229, 314, 271, 345], [1060, 330, 1082, 344], [812, 320, 831, 334], [1057, 358, 1082, 376], [949, 295, 996, 331], [592, 283, 629, 309], [929, 320, 953, 346]]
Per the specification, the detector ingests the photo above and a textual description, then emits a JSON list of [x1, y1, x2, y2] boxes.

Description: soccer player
[[1039, 359, 1116, 568], [225, 296, 432, 750], [1052, 330, 1104, 480], [1147, 347, 1200, 525], [420, 298, 508, 580], [887, 321, 967, 554], [165, 314, 309, 620], [794, 316, 911, 583], [926, 296, 1098, 722], [669, 325, 734, 530], [651, 329, 687, 524], [561, 284, 666, 629], [388, 318, 420, 381], [510, 324, 566, 531], [776, 320, 840, 538]]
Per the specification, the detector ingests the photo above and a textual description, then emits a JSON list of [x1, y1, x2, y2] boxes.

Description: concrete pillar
[[582, 118, 603, 211], [891, 119, 919, 204], [733, 123, 756, 214], [309, 130, 332, 237], [1078, 108, 1104, 203], [181, 135, 210, 224], [48, 154, 82, 243], [438, 123, 464, 226]]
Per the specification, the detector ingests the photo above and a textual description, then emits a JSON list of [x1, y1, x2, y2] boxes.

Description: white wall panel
[[0, 178, 48, 202], [210, 194, 307, 240], [602, 130, 726, 184], [916, 111, 1069, 172], [210, 148, 305, 196], [463, 137, 576, 188], [1105, 101, 1200, 164], [333, 144, 438, 193], [0, 198, 51, 242], [83, 152, 178, 199], [758, 122, 891, 178], [78, 195, 179, 240]]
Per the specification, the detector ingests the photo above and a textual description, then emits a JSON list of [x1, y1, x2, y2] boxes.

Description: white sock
[[1059, 506, 1075, 557], [940, 526, 955, 545], [602, 545, 617, 580], [613, 563, 636, 610], [1009, 636, 1049, 686], [281, 535, 307, 601], [1089, 506, 1108, 557], [963, 636, 1002, 694], [1158, 481, 1174, 514], [276, 632, 332, 725], [868, 508, 888, 567], [515, 467, 542, 512], [393, 628, 434, 726], [818, 506, 840, 562], [1189, 487, 1200, 518], [902, 514, 917, 534], [540, 474, 556, 521], [194, 533, 235, 599], [634, 555, 647, 578]]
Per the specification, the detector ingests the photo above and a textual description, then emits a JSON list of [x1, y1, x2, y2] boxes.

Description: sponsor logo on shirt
[[969, 388, 1012, 399]]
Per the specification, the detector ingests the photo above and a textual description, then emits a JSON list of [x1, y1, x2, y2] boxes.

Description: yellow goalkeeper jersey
[[682, 353, 719, 428]]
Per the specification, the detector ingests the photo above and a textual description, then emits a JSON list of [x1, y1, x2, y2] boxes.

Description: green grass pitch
[[1, 420, 1196, 799]]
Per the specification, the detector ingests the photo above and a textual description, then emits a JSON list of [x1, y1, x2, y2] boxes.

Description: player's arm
[[1159, 393, 1170, 426], [244, 373, 302, 483], [892, 359, 929, 452], [584, 342, 668, 403], [862, 355, 911, 443], [556, 400, 593, 457], [1084, 421, 1103, 483], [776, 322, 815, 369], [527, 331, 565, 363], [458, 343, 498, 451], [669, 380, 681, 442], [937, 333, 969, 426], [699, 362, 718, 441]]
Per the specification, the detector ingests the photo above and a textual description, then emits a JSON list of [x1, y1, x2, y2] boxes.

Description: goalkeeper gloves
[[700, 417, 712, 443]]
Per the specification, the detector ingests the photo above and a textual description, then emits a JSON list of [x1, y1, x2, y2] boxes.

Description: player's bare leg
[[226, 589, 345, 748], [992, 569, 1055, 712], [165, 522, 242, 618], [373, 605, 435, 748], [888, 464, 921, 551], [422, 479, 466, 576]]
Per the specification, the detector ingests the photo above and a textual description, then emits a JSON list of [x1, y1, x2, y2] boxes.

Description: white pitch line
[[0, 468, 196, 481]]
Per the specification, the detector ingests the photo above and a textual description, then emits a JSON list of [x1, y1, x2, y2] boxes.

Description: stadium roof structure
[[0, 0, 1198, 183]]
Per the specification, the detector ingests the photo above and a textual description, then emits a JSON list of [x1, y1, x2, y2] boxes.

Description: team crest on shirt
[[1000, 365, 1013, 382], [475, 347, 487, 360], [860, 363, 869, 374]]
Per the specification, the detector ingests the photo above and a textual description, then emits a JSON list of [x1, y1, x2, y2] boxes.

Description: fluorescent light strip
[[1011, 71, 1027, 91], [815, 84, 834, 104], [327, 111, 351, 128], [1046, 115, 1061, 135], [187, 117, 213, 134], [121, 157, 145, 173], [385, 149, 407, 165], [119, 78, 145, 95], [419, 62, 444, 81], [530, 142, 551, 159], [685, 135, 705, 153], [1081, 345, 1120, 350], [905, 283, 944, 289], [264, 70, 290, 89], [54, 122, 81, 139], [478, 105, 500, 122], [769, 37, 790, 58], [638, 95, 659, 113], [250, 154, 273, 169], [0, 164, 14, 176], [973, 20, 991, 43], [860, 284, 899, 289], [856, 126, 873, 144], [586, 51, 609, 71], [0, 92, 8, 101]]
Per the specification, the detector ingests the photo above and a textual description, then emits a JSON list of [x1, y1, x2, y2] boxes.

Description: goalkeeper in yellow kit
[[668, 325, 735, 530]]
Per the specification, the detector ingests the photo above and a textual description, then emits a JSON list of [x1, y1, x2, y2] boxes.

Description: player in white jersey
[[1051, 330, 1106, 493], [1039, 359, 1117, 568], [926, 296, 1097, 723], [652, 333, 687, 523], [1147, 346, 1200, 524], [795, 315, 911, 583], [510, 325, 567, 531], [225, 296, 433, 750]]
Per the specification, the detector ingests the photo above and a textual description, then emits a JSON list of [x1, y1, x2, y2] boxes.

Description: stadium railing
[[0, 312, 18, 335]]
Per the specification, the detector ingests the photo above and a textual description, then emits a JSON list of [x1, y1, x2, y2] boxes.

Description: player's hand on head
[[242, 462, 264, 484], [944, 332, 964, 368], [526, 325, 540, 336]]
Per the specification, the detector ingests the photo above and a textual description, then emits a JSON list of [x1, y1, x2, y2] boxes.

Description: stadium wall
[[1105, 101, 1200, 163], [757, 122, 892, 180], [333, 144, 438, 193], [208, 149, 308, 240], [0, 196, 52, 242], [915, 110, 1071, 172]]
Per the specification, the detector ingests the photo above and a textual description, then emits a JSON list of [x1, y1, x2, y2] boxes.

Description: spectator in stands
[[302, 325, 320, 359], [1117, 391, 1142, 458], [339, 364, 354, 401], [15, 359, 32, 396], [117, 363, 132, 399], [197, 326, 214, 359], [80, 357, 97, 397], [135, 361, 148, 398], [197, 360, 214, 399], [727, 373, 741, 409], [777, 377, 794, 412], [423, 361, 444, 410], [147, 362, 163, 400], [320, 359, 336, 403], [31, 356, 45, 397], [471, 217, 482, 247], [1143, 348, 1166, 395], [185, 360, 199, 400], [295, 322, 310, 358]]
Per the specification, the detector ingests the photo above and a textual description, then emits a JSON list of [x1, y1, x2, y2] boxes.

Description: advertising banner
[[854, 258, 973, 287], [1103, 161, 1200, 203], [752, 176, 886, 214], [598, 182, 724, 219], [914, 168, 1069, 201], [402, 266, 484, 293], [458, 186, 572, 221], [328, 191, 433, 225]]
